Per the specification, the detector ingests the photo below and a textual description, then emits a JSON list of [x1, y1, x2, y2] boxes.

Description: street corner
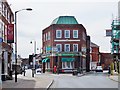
[[46, 79, 54, 89], [2, 77, 36, 89], [108, 75, 119, 83]]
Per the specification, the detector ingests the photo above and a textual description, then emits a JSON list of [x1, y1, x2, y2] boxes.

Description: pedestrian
[[54, 66, 57, 74], [108, 66, 111, 74], [57, 66, 59, 74]]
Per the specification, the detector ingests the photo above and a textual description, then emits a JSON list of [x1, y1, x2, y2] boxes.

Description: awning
[[42, 58, 50, 63], [57, 53, 75, 56], [61, 58, 75, 62]]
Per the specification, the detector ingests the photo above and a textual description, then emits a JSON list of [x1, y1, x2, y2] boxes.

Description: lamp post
[[14, 8, 32, 82], [30, 41, 36, 77]]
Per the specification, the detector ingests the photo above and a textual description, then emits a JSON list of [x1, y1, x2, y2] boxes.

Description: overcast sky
[[7, 0, 119, 58]]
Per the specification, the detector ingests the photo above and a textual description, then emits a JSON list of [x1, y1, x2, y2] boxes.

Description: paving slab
[[2, 73, 54, 89]]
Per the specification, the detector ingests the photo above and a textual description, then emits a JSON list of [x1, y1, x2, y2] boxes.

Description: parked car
[[96, 66, 103, 72], [35, 68, 41, 74]]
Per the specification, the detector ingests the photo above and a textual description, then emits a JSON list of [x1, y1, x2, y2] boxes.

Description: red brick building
[[90, 42, 100, 70], [90, 42, 113, 70], [0, 0, 14, 81], [42, 16, 90, 73], [100, 53, 113, 70]]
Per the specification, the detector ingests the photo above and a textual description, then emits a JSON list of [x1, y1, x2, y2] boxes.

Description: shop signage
[[0, 37, 3, 43], [57, 53, 75, 56], [106, 29, 112, 37], [7, 24, 14, 43]]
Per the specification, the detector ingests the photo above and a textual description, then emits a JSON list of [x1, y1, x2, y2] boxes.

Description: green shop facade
[[42, 52, 87, 73]]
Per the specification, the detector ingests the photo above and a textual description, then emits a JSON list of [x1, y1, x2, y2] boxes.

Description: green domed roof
[[51, 16, 78, 24]]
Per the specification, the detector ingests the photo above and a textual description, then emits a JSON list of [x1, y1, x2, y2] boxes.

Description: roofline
[[90, 42, 99, 47], [42, 24, 86, 31]]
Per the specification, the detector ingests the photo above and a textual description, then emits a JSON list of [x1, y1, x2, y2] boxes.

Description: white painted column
[[4, 51, 8, 76], [33, 57, 35, 69]]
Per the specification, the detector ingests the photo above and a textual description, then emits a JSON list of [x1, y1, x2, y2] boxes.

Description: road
[[22, 69, 118, 89], [49, 72, 118, 88]]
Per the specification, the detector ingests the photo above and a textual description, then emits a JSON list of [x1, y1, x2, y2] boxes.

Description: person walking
[[54, 66, 57, 74]]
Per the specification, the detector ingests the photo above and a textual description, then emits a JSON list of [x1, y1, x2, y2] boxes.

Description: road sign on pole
[[0, 38, 3, 43]]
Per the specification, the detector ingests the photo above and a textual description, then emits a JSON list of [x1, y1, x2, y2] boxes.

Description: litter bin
[[1, 74, 6, 81], [9, 70, 13, 77], [73, 70, 78, 75]]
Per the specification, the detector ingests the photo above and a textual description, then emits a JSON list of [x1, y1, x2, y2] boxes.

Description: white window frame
[[56, 30, 62, 38], [73, 44, 78, 52], [44, 34, 45, 42], [73, 30, 78, 38], [65, 30, 70, 38], [4, 6, 7, 17], [46, 46, 47, 53], [46, 33, 47, 41], [65, 44, 70, 52], [46, 62, 50, 69], [0, 20, 2, 30], [56, 44, 62, 52], [62, 62, 66, 69], [62, 62, 74, 69], [48, 32, 50, 40], [2, 4, 5, 16], [5, 8, 7, 19]]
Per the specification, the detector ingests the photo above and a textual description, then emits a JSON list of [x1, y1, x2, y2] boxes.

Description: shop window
[[46, 33, 47, 41], [65, 44, 70, 52], [67, 62, 70, 68], [56, 44, 62, 52], [73, 44, 78, 52], [46, 62, 50, 69], [73, 30, 78, 38], [56, 30, 62, 38], [62, 62, 74, 69], [62, 62, 65, 68], [48, 32, 50, 40], [65, 30, 70, 38]]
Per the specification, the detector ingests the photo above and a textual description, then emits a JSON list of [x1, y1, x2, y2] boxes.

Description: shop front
[[41, 52, 86, 74], [54, 53, 82, 73], [42, 57, 50, 73], [1, 42, 12, 81]]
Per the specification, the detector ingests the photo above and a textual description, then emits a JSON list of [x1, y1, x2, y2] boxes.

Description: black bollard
[[23, 66, 25, 76], [32, 68, 34, 77]]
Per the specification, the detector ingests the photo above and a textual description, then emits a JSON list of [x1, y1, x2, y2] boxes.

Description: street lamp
[[14, 8, 32, 82], [30, 41, 36, 77]]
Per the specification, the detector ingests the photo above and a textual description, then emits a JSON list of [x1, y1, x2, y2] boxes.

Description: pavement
[[2, 72, 54, 90], [2, 70, 119, 90], [77, 71, 120, 83], [108, 74, 119, 83]]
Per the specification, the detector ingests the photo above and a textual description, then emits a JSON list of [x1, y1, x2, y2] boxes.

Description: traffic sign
[[0, 38, 3, 43]]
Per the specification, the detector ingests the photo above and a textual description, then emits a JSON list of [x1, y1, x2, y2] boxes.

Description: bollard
[[23, 66, 25, 76], [32, 68, 35, 77]]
